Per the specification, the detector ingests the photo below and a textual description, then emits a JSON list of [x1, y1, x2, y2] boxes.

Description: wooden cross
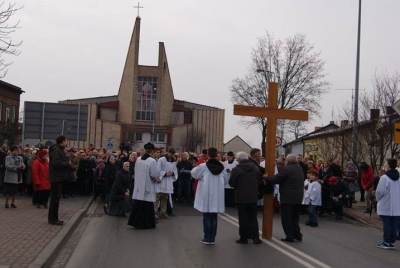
[[233, 82, 308, 240], [134, 2, 144, 17]]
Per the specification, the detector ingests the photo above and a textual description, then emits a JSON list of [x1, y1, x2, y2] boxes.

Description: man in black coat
[[265, 154, 305, 242], [48, 136, 71, 225], [229, 152, 262, 245]]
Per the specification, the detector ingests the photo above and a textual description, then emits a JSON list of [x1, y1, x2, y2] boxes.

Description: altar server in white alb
[[156, 148, 178, 219], [192, 147, 229, 245], [224, 151, 238, 207], [128, 143, 160, 229], [303, 169, 321, 227]]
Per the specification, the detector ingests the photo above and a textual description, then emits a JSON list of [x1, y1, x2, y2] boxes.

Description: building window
[[5, 106, 16, 123], [135, 133, 142, 142], [5, 106, 10, 123], [151, 133, 167, 143], [10, 106, 16, 123], [136, 76, 157, 121]]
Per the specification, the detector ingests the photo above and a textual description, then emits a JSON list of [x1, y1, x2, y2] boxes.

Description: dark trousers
[[36, 190, 50, 206], [280, 204, 302, 240], [397, 218, 400, 240], [203, 213, 218, 242], [381, 216, 400, 244], [237, 203, 259, 240], [48, 182, 63, 223], [308, 205, 319, 226], [332, 199, 343, 219], [176, 178, 192, 202]]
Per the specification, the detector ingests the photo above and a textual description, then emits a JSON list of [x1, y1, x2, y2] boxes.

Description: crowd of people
[[1, 137, 399, 249]]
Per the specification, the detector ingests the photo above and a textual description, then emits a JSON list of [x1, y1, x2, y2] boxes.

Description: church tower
[[117, 16, 175, 146]]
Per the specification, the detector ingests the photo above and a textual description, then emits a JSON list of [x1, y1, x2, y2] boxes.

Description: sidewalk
[[343, 199, 382, 230], [0, 195, 89, 268]]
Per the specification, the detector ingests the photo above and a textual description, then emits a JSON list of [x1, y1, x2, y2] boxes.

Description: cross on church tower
[[134, 2, 144, 17]]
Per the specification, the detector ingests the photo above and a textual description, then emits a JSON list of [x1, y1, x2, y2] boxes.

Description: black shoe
[[236, 239, 248, 244], [253, 238, 262, 245], [10, 204, 16, 208], [295, 236, 303, 242], [281, 238, 295, 243], [49, 220, 64, 226], [5, 204, 9, 209]]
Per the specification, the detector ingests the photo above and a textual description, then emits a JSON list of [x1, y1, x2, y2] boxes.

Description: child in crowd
[[304, 170, 322, 227]]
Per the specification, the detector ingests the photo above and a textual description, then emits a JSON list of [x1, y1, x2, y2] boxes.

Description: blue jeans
[[308, 205, 319, 226], [203, 213, 218, 242], [396, 217, 400, 241], [381, 216, 400, 244]]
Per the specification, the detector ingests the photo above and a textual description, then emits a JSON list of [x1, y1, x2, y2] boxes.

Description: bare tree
[[231, 32, 327, 152], [287, 120, 307, 140], [0, 1, 21, 77], [339, 72, 400, 169]]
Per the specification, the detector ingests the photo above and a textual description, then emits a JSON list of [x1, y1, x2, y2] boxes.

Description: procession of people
[[1, 136, 400, 250]]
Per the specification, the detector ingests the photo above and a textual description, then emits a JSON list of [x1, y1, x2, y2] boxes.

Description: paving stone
[[0, 196, 88, 268]]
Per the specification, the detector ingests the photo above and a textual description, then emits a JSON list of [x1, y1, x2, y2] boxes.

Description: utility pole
[[352, 0, 362, 164]]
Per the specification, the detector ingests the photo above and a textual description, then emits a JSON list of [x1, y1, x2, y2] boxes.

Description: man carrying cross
[[233, 82, 308, 240]]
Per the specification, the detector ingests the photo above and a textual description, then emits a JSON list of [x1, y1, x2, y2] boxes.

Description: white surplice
[[156, 156, 178, 194], [132, 156, 160, 202], [192, 163, 228, 213]]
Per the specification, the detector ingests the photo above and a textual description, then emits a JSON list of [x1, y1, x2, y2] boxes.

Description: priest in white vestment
[[128, 143, 160, 229]]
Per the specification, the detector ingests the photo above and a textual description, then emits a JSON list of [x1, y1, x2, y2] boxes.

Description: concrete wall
[[191, 109, 224, 152], [100, 108, 117, 122]]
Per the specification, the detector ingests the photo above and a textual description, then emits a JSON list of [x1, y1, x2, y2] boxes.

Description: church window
[[136, 76, 157, 121]]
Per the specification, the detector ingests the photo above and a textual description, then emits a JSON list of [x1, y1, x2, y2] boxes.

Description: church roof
[[60, 95, 118, 104], [174, 99, 223, 111]]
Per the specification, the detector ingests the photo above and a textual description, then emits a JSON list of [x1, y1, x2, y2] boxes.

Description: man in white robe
[[128, 143, 160, 229], [156, 148, 178, 219], [192, 147, 228, 245]]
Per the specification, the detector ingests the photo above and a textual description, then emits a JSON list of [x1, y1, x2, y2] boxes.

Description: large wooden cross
[[234, 82, 308, 239]]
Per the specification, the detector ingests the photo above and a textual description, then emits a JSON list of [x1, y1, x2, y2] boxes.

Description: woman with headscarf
[[31, 149, 51, 208]]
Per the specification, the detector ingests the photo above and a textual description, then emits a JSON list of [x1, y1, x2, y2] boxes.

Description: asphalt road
[[64, 204, 400, 268]]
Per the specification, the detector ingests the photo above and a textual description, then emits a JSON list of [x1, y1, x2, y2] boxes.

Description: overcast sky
[[5, 0, 400, 147]]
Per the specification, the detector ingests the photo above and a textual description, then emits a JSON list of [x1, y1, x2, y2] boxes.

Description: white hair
[[286, 154, 297, 164], [236, 151, 249, 162]]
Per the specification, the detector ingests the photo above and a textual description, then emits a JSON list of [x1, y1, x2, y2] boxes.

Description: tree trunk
[[261, 124, 267, 157]]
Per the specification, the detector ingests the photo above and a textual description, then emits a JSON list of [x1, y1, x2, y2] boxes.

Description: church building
[[62, 17, 224, 152]]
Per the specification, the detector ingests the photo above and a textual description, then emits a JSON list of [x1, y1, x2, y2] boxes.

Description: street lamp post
[[352, 0, 362, 164]]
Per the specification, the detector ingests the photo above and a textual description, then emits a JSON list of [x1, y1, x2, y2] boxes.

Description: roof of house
[[0, 80, 24, 94], [285, 122, 339, 146], [224, 135, 253, 149]]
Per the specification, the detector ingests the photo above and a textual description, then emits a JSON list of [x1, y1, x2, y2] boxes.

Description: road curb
[[28, 197, 94, 268], [343, 209, 382, 230]]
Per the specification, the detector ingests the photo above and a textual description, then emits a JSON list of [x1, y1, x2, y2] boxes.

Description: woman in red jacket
[[31, 149, 51, 208], [360, 162, 375, 213]]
